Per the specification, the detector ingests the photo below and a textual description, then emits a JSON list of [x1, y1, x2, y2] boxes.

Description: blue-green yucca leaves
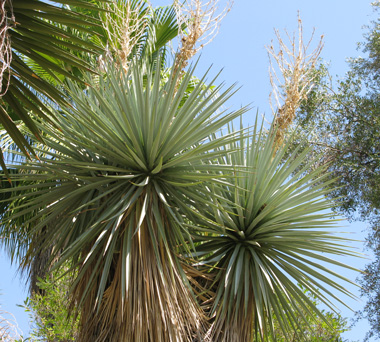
[[192, 121, 360, 341], [1, 60, 248, 341]]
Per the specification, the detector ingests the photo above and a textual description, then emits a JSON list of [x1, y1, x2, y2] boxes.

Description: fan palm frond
[[0, 0, 105, 171]]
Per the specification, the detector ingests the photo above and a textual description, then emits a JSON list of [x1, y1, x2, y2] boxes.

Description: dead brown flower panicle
[[173, 0, 232, 90], [267, 14, 324, 149], [100, 0, 148, 73]]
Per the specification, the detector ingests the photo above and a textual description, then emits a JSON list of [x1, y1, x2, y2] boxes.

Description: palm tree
[[0, 0, 185, 172], [0, 0, 108, 170]]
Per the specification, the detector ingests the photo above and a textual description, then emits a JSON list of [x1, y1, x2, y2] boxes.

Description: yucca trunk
[[74, 198, 205, 342], [210, 298, 256, 342]]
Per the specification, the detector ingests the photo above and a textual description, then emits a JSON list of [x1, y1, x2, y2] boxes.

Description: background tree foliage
[[290, 2, 380, 340], [267, 288, 350, 342], [21, 266, 79, 342]]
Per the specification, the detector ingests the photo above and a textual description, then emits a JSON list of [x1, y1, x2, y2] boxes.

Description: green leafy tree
[[21, 267, 79, 342], [286, 3, 380, 340], [266, 287, 350, 342]]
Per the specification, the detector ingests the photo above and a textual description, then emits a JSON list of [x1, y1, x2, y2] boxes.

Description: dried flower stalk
[[267, 15, 324, 148], [173, 0, 232, 82], [0, 306, 23, 342], [100, 0, 148, 73], [0, 0, 13, 97]]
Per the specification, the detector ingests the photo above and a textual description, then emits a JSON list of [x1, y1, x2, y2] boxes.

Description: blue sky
[[0, 0, 377, 341]]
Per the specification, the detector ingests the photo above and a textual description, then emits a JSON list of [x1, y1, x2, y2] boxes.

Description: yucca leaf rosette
[[0, 62, 248, 341], [192, 123, 359, 341]]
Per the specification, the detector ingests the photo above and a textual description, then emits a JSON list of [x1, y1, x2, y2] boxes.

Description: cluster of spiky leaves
[[1, 61, 248, 341], [0, 0, 181, 175], [191, 123, 359, 341], [1, 60, 360, 341]]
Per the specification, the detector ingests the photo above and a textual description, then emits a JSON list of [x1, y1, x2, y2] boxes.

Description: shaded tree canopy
[[291, 2, 380, 340]]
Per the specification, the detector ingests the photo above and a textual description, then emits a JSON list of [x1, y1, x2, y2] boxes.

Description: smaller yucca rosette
[[191, 122, 359, 341]]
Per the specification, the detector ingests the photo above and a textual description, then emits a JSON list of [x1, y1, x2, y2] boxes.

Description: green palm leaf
[[0, 0, 104, 171]]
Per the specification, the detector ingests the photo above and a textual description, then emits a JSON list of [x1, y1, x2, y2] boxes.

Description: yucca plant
[[191, 122, 359, 341], [2, 0, 196, 298], [0, 60, 248, 341], [1, 62, 359, 341]]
